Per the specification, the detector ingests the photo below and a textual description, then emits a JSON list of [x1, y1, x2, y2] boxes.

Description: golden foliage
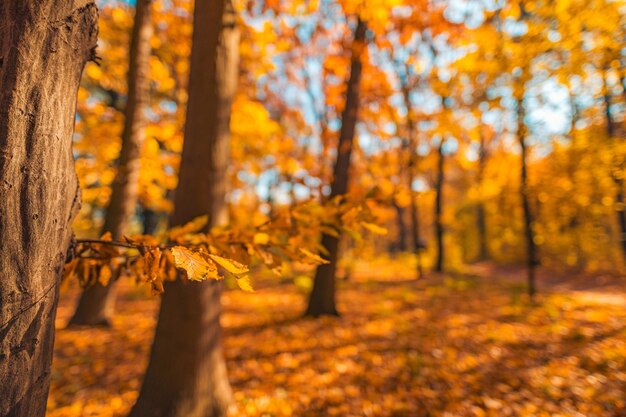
[[49, 262, 626, 416]]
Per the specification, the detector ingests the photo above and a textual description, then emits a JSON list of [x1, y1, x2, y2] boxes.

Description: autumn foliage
[[1, 0, 626, 416]]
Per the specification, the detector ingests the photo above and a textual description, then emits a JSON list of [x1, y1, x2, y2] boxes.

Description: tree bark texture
[[0, 2, 98, 416], [70, 0, 153, 327], [129, 0, 238, 416], [306, 18, 367, 317]]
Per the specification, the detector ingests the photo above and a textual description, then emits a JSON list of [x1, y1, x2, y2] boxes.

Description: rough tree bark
[[129, 0, 238, 416], [305, 18, 367, 317], [70, 0, 154, 327], [433, 138, 445, 273], [516, 95, 538, 299], [0, 2, 98, 416]]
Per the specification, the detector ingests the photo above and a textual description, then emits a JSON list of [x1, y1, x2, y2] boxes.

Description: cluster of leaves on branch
[[64, 195, 387, 292]]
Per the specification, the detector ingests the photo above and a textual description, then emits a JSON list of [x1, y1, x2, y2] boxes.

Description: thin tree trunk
[[305, 18, 367, 317], [603, 73, 626, 258], [476, 205, 488, 260], [476, 129, 489, 261], [266, 177, 275, 219], [129, 0, 238, 416], [0, 2, 98, 416], [620, 74, 626, 258], [402, 85, 423, 278], [142, 206, 160, 235], [434, 139, 445, 273], [393, 202, 407, 252], [409, 190, 423, 277], [567, 90, 584, 265], [517, 96, 537, 299], [70, 0, 153, 327]]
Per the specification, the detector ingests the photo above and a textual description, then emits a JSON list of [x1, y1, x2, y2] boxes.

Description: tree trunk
[[70, 0, 153, 327], [476, 129, 489, 261], [434, 139, 445, 273], [0, 2, 98, 416], [306, 18, 367, 317], [409, 190, 423, 277], [129, 0, 238, 416], [517, 96, 537, 299], [393, 202, 407, 253], [603, 73, 626, 259], [567, 90, 584, 265], [142, 206, 160, 235], [402, 86, 423, 279]]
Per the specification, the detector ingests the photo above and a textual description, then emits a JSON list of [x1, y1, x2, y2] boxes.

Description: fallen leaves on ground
[[48, 262, 626, 416]]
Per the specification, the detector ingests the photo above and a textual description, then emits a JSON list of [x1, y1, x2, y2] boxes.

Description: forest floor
[[48, 258, 626, 417]]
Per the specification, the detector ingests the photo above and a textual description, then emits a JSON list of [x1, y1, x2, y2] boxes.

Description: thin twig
[[76, 239, 144, 249]]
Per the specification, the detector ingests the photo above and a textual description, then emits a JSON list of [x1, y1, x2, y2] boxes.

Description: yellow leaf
[[168, 215, 209, 240], [143, 248, 163, 293], [85, 64, 103, 81], [394, 189, 412, 208], [63, 259, 78, 282], [170, 246, 218, 281], [236, 275, 254, 292], [361, 222, 388, 235], [253, 232, 270, 245], [92, 232, 119, 257], [320, 225, 340, 238], [208, 254, 249, 275], [111, 8, 129, 25], [298, 248, 330, 264], [99, 264, 112, 286]]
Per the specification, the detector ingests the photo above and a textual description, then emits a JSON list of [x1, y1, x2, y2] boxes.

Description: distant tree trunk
[[0, 2, 98, 416], [516, 96, 537, 299], [266, 176, 275, 219], [129, 0, 238, 416], [103, 0, 153, 240], [621, 74, 626, 109], [70, 0, 153, 327], [409, 190, 424, 276], [603, 72, 626, 259], [603, 73, 615, 140], [142, 206, 160, 235], [402, 85, 423, 278], [305, 18, 367, 317], [620, 73, 626, 260], [476, 129, 489, 261], [393, 202, 407, 252], [434, 139, 445, 273], [567, 90, 584, 265]]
